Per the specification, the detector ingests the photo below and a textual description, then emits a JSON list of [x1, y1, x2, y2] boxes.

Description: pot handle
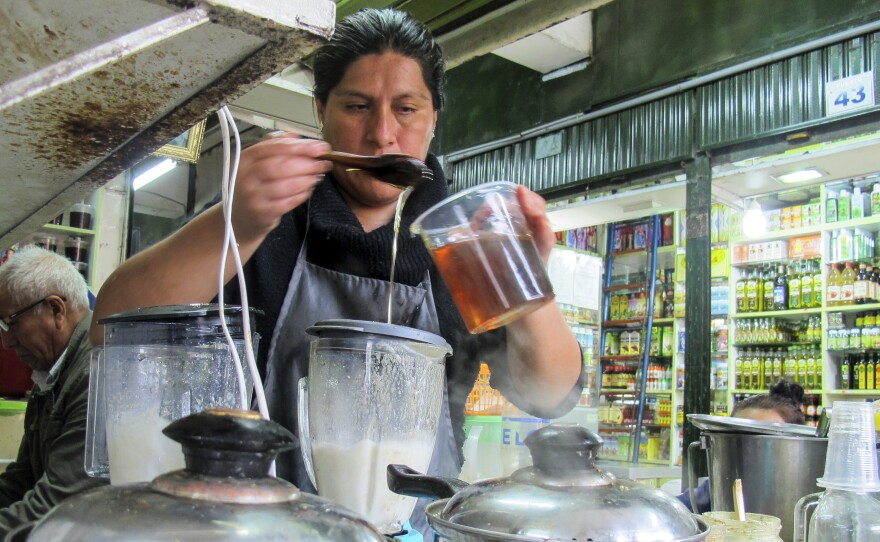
[[387, 464, 470, 500], [793, 491, 822, 542], [686, 440, 701, 514], [297, 377, 317, 488]]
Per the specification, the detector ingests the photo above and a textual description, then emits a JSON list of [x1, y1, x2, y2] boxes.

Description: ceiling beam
[[437, 0, 614, 69]]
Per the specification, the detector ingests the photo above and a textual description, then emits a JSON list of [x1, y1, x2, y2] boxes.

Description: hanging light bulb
[[742, 199, 768, 238]]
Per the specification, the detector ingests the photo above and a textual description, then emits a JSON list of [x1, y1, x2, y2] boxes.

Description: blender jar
[[298, 319, 451, 533], [89, 304, 259, 484]]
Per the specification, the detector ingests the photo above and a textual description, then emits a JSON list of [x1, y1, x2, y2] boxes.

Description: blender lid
[[98, 304, 262, 324], [688, 413, 818, 437], [306, 319, 452, 353]]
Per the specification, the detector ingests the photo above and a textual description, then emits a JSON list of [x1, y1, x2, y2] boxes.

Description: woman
[[678, 379, 806, 513], [91, 7, 583, 535]]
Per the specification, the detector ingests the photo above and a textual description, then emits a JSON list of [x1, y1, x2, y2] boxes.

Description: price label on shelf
[[825, 71, 875, 116]]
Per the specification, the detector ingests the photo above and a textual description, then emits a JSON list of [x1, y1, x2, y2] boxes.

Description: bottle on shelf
[[789, 262, 802, 310], [736, 270, 747, 313], [773, 264, 788, 311], [838, 189, 851, 221], [812, 262, 823, 308], [827, 263, 842, 307], [872, 183, 880, 216], [841, 354, 852, 390], [800, 261, 814, 308], [855, 263, 870, 305], [841, 261, 857, 305], [746, 270, 761, 313], [762, 266, 776, 312]]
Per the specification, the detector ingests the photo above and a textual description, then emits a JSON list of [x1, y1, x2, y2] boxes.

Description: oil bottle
[[735, 270, 747, 313], [773, 264, 788, 311], [747, 270, 761, 313], [800, 261, 814, 308], [841, 261, 857, 306], [826, 263, 842, 307], [762, 266, 776, 312], [789, 262, 801, 309]]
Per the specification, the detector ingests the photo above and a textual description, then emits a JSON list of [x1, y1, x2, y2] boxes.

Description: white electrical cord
[[215, 106, 270, 425]]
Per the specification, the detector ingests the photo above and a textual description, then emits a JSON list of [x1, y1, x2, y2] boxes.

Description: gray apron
[[262, 205, 459, 538]]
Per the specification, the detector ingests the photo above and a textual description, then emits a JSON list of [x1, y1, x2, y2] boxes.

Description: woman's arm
[[89, 136, 331, 344], [502, 186, 583, 415]]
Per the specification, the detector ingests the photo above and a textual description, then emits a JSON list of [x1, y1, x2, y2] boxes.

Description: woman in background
[[678, 379, 805, 513]]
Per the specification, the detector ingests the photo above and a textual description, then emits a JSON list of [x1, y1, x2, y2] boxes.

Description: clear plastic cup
[[817, 401, 880, 491], [411, 182, 554, 334]]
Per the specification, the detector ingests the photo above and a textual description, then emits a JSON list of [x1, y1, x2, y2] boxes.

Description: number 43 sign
[[825, 71, 876, 116]]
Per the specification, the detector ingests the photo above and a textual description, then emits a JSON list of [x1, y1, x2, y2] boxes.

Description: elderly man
[[0, 246, 106, 535]]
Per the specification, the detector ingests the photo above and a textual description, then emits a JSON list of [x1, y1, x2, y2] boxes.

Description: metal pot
[[388, 424, 710, 542], [14, 409, 387, 542], [687, 414, 828, 542]]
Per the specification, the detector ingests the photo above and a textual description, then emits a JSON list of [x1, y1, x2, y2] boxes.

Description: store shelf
[[826, 389, 880, 396], [610, 248, 648, 257], [600, 356, 642, 362], [605, 282, 646, 292], [730, 388, 824, 395], [825, 302, 880, 313], [732, 257, 814, 268], [731, 224, 819, 243], [731, 308, 823, 319], [603, 318, 648, 327], [653, 318, 675, 324], [42, 224, 96, 237], [822, 216, 880, 234], [732, 341, 821, 347]]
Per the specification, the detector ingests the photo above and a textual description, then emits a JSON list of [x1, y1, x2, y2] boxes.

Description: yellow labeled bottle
[[812, 263, 823, 307], [841, 262, 857, 306], [827, 264, 842, 307]]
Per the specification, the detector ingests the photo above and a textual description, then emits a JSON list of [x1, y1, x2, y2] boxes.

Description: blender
[[297, 319, 451, 535], [86, 304, 258, 484]]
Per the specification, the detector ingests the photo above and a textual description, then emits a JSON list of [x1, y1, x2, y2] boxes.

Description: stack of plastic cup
[[806, 402, 880, 541], [817, 401, 880, 491]]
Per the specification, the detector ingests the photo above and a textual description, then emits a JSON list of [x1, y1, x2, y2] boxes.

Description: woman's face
[[317, 51, 437, 209]]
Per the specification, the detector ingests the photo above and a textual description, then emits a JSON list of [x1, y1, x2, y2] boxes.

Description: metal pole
[[681, 154, 712, 481]]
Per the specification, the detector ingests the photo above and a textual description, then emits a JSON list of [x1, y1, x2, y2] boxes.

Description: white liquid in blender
[[312, 437, 435, 533], [108, 411, 185, 485]]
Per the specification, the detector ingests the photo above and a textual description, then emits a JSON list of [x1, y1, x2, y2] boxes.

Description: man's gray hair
[[0, 246, 90, 313]]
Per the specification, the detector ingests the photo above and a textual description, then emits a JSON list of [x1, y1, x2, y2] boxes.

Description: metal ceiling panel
[[0, 0, 334, 247]]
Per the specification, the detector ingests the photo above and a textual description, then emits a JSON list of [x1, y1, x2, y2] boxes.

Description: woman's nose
[[366, 107, 397, 148]]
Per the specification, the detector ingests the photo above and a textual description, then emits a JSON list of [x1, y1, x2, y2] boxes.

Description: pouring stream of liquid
[[388, 186, 415, 324]]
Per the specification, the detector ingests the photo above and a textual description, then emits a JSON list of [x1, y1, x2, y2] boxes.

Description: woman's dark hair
[[732, 379, 806, 424], [313, 8, 446, 111]]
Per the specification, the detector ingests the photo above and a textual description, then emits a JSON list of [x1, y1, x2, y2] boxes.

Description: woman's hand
[[232, 133, 332, 244], [516, 185, 555, 264]]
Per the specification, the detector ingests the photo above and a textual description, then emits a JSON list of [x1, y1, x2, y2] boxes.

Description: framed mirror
[[153, 119, 207, 163]]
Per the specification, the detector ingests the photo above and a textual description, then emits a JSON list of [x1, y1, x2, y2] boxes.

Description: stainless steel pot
[[687, 416, 828, 542], [13, 409, 387, 542], [389, 424, 710, 542]]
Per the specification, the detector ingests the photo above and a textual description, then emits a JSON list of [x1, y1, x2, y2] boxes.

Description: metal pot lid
[[98, 303, 263, 324], [433, 425, 704, 541], [306, 319, 452, 353], [688, 414, 818, 437], [25, 410, 386, 542]]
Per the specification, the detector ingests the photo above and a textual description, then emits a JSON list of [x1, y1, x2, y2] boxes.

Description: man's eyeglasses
[[0, 297, 50, 333]]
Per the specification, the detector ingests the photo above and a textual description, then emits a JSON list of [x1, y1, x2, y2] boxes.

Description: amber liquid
[[432, 234, 554, 333]]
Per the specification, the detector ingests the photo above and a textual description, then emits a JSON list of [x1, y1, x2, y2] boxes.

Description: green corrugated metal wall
[[448, 31, 880, 195]]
